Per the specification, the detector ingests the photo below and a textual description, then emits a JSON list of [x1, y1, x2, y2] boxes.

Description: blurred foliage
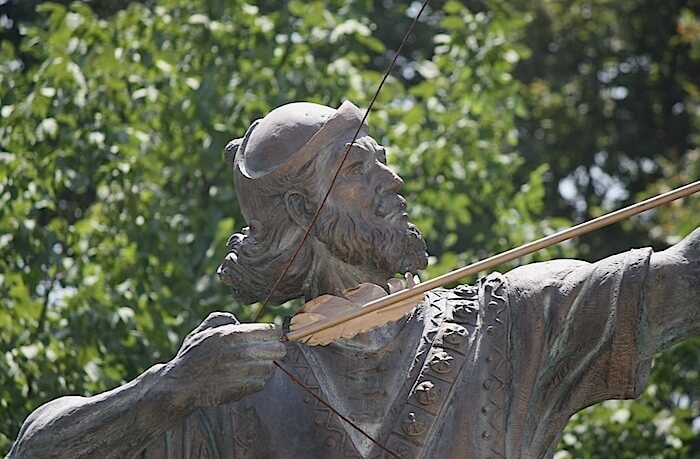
[[514, 0, 700, 258], [0, 0, 697, 456], [512, 2, 700, 457]]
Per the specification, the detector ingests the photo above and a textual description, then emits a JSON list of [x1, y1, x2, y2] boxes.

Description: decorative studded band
[[384, 273, 509, 459]]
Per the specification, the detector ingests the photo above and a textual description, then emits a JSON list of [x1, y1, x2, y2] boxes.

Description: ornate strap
[[477, 273, 509, 458], [383, 283, 482, 458], [382, 274, 509, 459]]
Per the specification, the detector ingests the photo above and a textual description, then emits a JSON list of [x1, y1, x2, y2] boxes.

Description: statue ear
[[285, 191, 314, 229]]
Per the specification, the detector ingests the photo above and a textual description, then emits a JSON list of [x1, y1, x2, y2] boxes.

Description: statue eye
[[347, 161, 365, 176]]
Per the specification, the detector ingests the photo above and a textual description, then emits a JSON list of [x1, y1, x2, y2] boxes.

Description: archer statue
[[9, 101, 700, 458]]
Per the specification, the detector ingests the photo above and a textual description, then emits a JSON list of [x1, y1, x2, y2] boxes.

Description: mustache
[[375, 194, 408, 220], [316, 201, 427, 273]]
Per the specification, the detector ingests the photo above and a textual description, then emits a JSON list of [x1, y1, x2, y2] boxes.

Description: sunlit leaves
[[1, 0, 698, 456], [0, 0, 391, 450]]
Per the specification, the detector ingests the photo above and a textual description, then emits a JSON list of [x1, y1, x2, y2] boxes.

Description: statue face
[[220, 103, 427, 304], [329, 140, 406, 225], [314, 136, 428, 275]]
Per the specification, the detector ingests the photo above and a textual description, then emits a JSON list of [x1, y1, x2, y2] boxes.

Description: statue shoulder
[[506, 259, 590, 285]]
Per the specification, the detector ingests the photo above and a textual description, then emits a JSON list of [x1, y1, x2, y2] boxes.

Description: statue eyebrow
[[344, 142, 373, 161], [344, 141, 371, 151], [344, 141, 386, 163]]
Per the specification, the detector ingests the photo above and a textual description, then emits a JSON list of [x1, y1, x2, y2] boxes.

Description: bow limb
[[252, 0, 432, 321]]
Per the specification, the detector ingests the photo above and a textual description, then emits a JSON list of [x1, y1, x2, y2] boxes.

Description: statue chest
[[270, 273, 510, 459], [150, 274, 510, 459]]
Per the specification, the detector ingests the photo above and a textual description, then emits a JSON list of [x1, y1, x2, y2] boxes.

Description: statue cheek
[[334, 183, 369, 207]]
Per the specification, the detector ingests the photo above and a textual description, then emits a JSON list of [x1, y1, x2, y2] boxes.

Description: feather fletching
[[289, 275, 423, 346]]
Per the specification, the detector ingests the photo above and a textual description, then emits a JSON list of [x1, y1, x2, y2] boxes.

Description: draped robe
[[140, 247, 657, 458]]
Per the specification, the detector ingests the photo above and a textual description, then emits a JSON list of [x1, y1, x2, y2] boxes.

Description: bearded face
[[221, 101, 428, 304], [314, 137, 428, 276], [316, 202, 428, 275]]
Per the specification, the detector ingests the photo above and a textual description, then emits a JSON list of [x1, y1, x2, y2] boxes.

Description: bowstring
[[274, 361, 400, 459], [254, 0, 431, 321], [249, 1, 431, 456]]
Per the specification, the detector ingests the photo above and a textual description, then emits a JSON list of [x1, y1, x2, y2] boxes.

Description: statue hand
[[163, 312, 286, 408]]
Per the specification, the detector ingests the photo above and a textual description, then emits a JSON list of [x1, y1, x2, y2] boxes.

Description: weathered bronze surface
[[9, 102, 700, 458]]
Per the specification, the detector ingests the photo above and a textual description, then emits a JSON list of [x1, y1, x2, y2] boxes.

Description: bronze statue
[[9, 101, 700, 458]]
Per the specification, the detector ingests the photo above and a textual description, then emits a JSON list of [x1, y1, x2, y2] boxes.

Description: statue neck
[[302, 239, 389, 300], [300, 239, 409, 352]]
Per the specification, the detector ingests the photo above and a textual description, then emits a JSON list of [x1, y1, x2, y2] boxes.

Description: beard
[[315, 196, 428, 276]]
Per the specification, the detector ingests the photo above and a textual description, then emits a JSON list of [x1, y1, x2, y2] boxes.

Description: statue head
[[217, 101, 428, 304]]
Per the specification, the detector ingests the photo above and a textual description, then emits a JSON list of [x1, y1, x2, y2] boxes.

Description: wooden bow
[[246, 0, 698, 347], [257, 3, 696, 456]]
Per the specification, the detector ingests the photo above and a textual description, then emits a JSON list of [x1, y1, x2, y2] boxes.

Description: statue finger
[[237, 361, 278, 380], [215, 323, 284, 344], [220, 381, 267, 404], [184, 312, 240, 343], [212, 361, 277, 390], [225, 340, 287, 361], [197, 311, 240, 331]]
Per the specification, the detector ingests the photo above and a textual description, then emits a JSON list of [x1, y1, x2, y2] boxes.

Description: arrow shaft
[[286, 180, 700, 342]]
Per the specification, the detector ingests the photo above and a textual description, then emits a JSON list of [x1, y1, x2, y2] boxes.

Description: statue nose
[[375, 167, 404, 194]]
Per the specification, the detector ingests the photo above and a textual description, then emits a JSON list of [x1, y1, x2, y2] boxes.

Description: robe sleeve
[[137, 404, 261, 459], [504, 248, 654, 451]]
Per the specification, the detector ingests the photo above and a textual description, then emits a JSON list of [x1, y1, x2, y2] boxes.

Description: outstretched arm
[[9, 363, 183, 459], [503, 228, 699, 455], [641, 227, 700, 357], [8, 313, 285, 458]]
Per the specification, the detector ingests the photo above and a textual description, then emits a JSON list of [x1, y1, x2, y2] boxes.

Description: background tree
[[0, 0, 697, 455], [512, 1, 700, 456]]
